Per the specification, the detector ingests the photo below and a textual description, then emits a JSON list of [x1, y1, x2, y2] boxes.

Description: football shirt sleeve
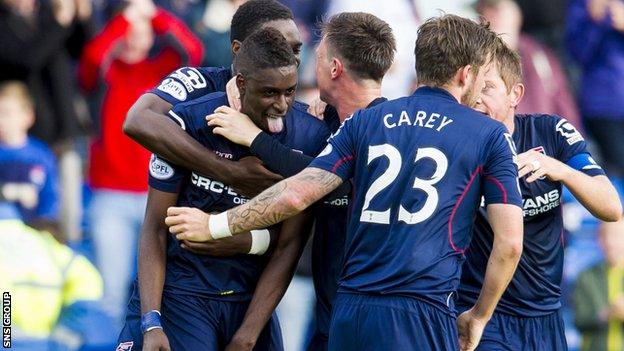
[[150, 67, 217, 104], [147, 104, 196, 192], [549, 116, 606, 177], [308, 111, 359, 181], [482, 127, 522, 207]]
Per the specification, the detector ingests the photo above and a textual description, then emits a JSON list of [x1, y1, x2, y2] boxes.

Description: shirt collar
[[413, 86, 458, 103]]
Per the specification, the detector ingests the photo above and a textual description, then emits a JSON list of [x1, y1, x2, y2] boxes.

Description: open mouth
[[264, 113, 285, 133], [265, 113, 285, 119]]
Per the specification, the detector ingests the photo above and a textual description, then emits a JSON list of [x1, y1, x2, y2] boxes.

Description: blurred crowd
[[1, 0, 624, 350]]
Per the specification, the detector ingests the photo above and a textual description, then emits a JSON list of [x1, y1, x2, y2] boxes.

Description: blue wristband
[[140, 310, 163, 334]]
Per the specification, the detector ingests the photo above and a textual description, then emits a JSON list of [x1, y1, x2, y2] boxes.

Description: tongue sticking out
[[267, 117, 284, 133]]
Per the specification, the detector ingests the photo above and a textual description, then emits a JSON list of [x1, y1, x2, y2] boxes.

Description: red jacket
[[79, 9, 203, 192]]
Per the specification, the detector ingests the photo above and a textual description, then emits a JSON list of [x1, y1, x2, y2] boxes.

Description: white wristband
[[249, 229, 271, 255], [208, 212, 232, 239]]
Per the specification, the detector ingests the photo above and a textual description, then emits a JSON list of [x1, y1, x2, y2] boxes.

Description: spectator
[[567, 0, 624, 178], [0, 203, 105, 350], [192, 0, 245, 68], [573, 219, 624, 351], [78, 0, 202, 330], [477, 0, 582, 128], [0, 0, 92, 146], [516, 0, 568, 52], [0, 81, 59, 235]]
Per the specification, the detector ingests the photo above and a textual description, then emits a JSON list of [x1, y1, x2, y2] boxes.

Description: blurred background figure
[[190, 0, 245, 67], [516, 0, 569, 54], [573, 219, 624, 351], [0, 0, 93, 147], [78, 0, 202, 331], [0, 81, 60, 236], [567, 0, 624, 181], [477, 0, 582, 128], [0, 0, 95, 244], [0, 201, 109, 351]]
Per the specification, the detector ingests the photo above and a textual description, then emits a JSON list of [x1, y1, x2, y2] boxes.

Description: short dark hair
[[321, 12, 396, 82], [230, 0, 294, 43], [493, 39, 523, 92], [415, 14, 498, 86], [233, 28, 297, 76]]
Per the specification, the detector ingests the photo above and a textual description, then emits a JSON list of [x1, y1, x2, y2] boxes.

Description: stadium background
[[1, 0, 623, 350]]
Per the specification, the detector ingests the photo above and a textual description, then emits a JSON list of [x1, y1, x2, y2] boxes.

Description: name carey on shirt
[[383, 110, 454, 132]]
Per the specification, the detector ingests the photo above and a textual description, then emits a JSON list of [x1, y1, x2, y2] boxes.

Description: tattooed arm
[[166, 167, 343, 242]]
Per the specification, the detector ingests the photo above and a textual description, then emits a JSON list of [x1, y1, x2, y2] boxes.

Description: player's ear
[[458, 65, 472, 87], [331, 57, 343, 80], [231, 40, 242, 56], [236, 74, 246, 95], [510, 83, 525, 108]]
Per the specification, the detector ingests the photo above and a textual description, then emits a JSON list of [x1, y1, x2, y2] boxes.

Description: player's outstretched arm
[[179, 227, 279, 257], [516, 150, 622, 221], [225, 213, 312, 351], [166, 167, 343, 242], [562, 173, 621, 221], [138, 187, 177, 351], [458, 203, 523, 351]]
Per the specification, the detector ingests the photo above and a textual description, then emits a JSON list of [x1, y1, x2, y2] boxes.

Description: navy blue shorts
[[328, 293, 458, 351], [458, 305, 567, 351], [117, 288, 283, 351]]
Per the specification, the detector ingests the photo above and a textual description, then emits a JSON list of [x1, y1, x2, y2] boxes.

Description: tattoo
[[228, 168, 342, 234]]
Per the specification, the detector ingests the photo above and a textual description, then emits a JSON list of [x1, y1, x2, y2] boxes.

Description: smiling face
[[237, 65, 298, 133], [472, 63, 509, 121], [472, 38, 524, 128]]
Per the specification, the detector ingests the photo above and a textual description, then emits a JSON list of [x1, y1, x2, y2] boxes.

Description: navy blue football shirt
[[148, 92, 329, 299], [312, 98, 386, 337], [459, 114, 605, 316], [309, 87, 522, 311]]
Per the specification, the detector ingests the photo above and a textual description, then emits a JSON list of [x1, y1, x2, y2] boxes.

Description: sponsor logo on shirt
[[169, 67, 207, 92], [149, 155, 175, 180], [191, 173, 248, 205], [158, 78, 187, 101], [522, 189, 560, 217], [323, 195, 349, 207], [214, 150, 233, 159], [116, 341, 133, 351], [555, 119, 583, 145]]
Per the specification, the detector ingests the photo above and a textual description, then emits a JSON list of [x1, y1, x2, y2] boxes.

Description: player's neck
[[333, 80, 382, 122], [436, 84, 463, 104]]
